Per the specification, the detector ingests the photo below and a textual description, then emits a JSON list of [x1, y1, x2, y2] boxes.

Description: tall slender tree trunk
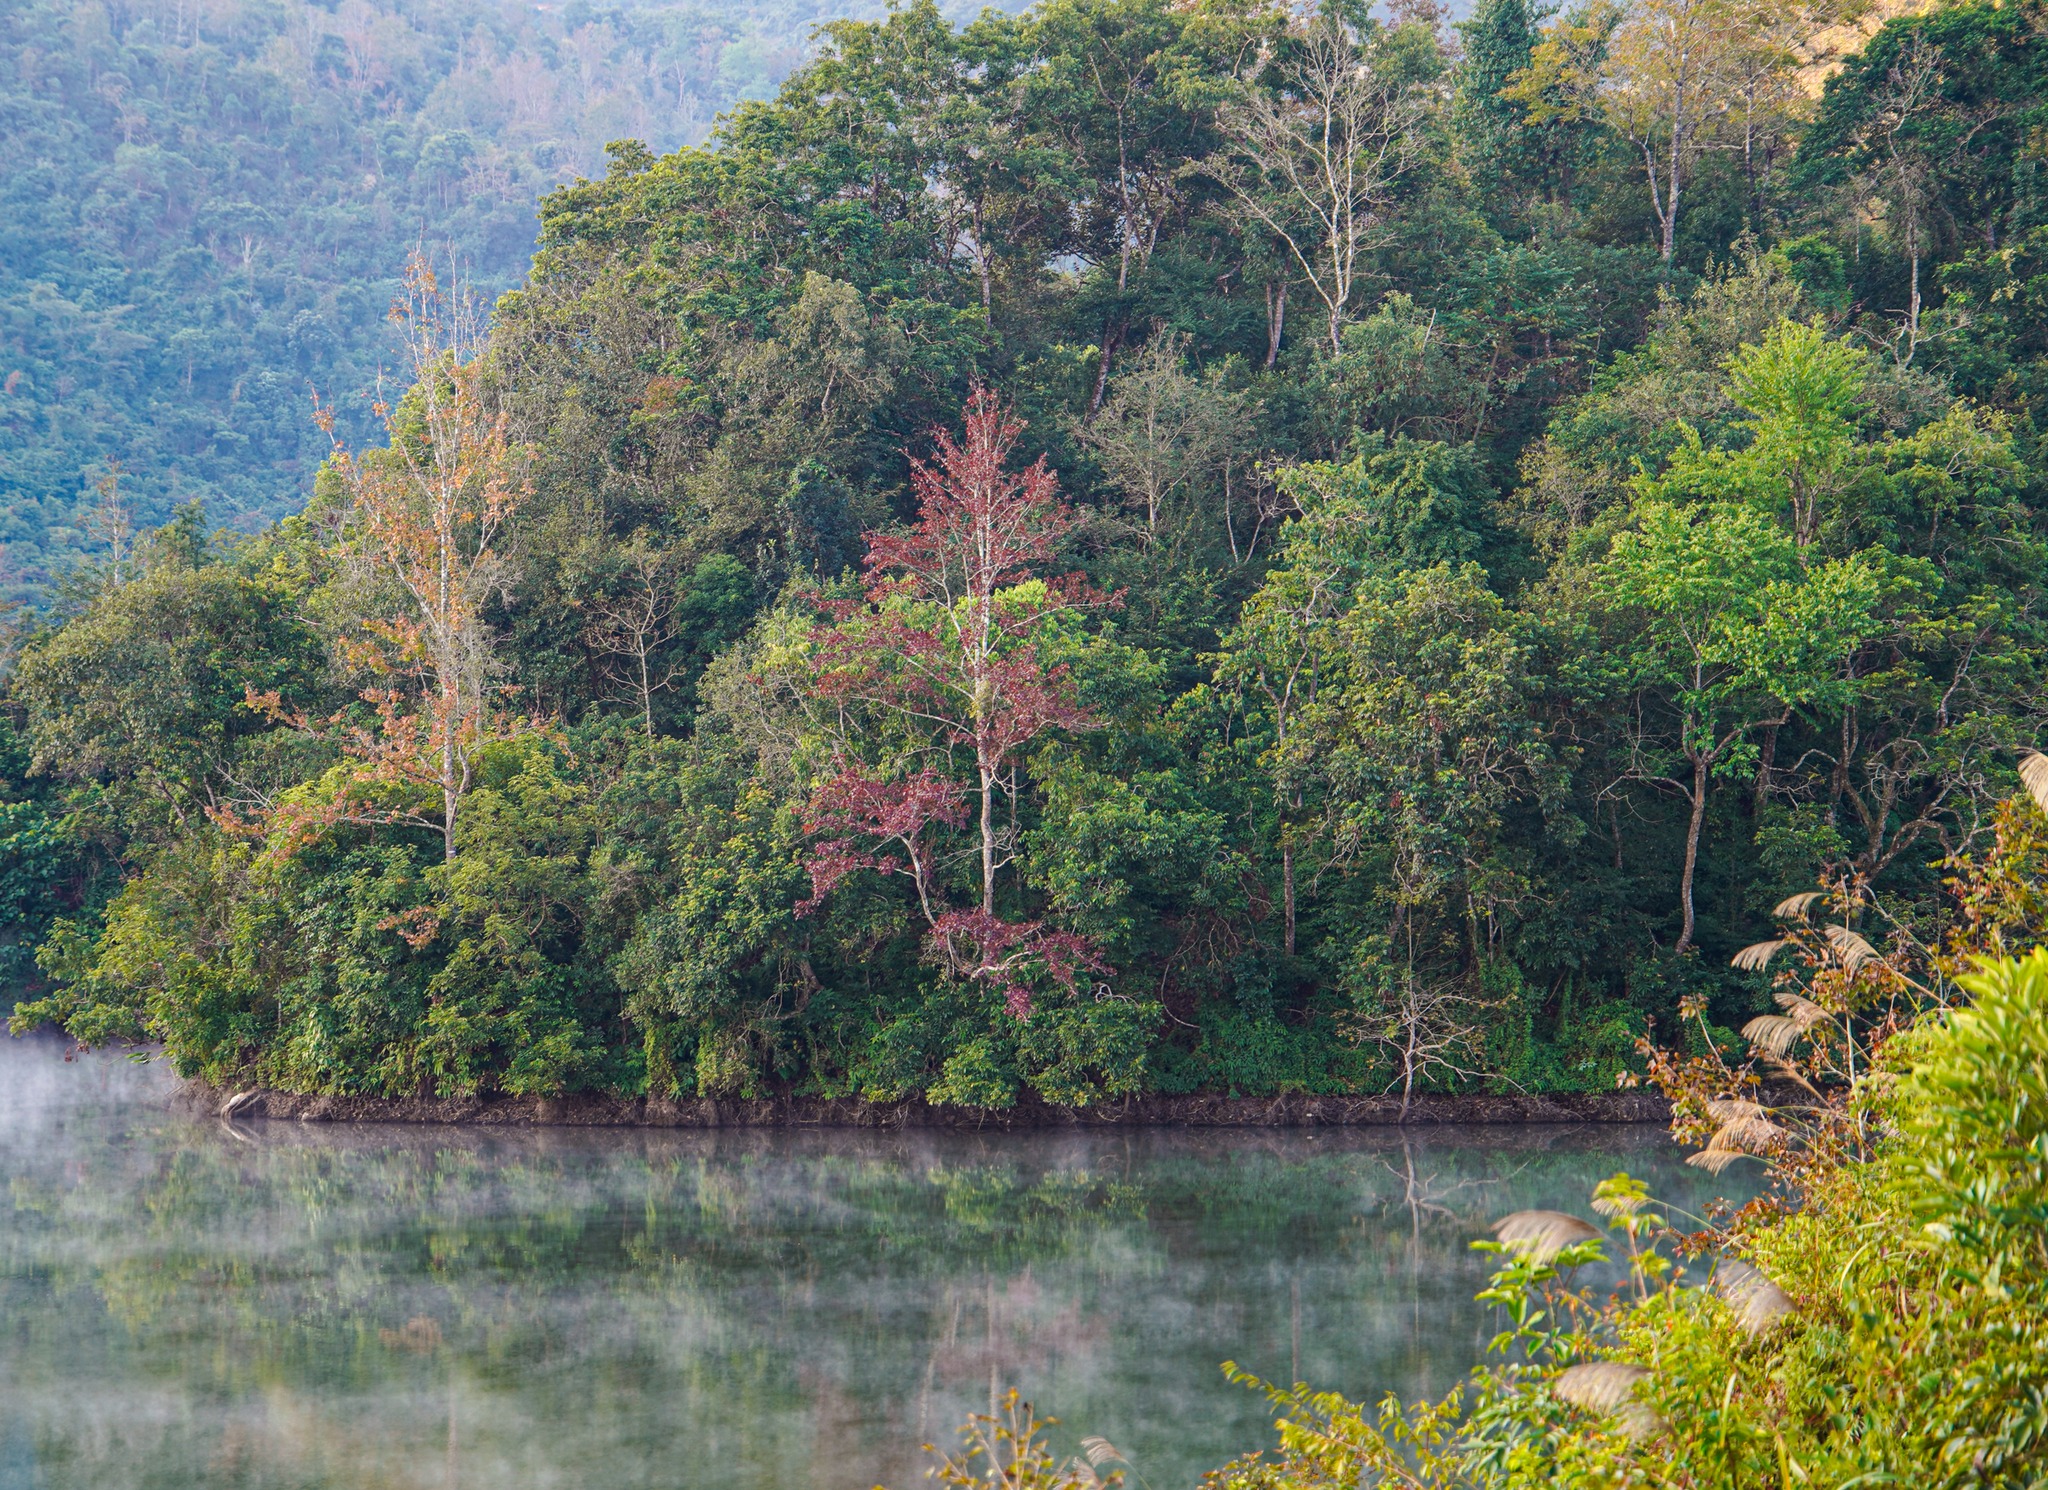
[[1086, 321, 1123, 422], [1676, 748, 1708, 953], [1753, 721, 1778, 818], [1657, 161, 1680, 265], [1905, 223, 1922, 365], [971, 195, 993, 311], [1281, 838, 1297, 956], [1265, 279, 1287, 369], [1743, 111, 1756, 222], [979, 765, 997, 914], [439, 525, 458, 861], [442, 723, 459, 862], [1662, 75, 1687, 266]]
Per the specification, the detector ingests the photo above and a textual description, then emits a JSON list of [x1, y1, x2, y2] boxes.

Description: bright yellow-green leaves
[[1656, 320, 1870, 546]]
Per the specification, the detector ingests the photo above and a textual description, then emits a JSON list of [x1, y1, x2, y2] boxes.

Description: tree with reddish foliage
[[799, 387, 1114, 1016]]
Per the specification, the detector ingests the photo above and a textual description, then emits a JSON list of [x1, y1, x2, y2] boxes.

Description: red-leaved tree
[[799, 388, 1112, 1017]]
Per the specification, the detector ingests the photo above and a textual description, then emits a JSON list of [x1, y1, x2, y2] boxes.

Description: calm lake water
[[0, 1036, 1749, 1490]]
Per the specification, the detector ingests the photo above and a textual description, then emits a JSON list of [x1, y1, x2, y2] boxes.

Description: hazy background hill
[[0, 0, 1000, 605]]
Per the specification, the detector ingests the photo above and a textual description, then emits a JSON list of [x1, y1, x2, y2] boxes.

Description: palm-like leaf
[[1743, 991, 1828, 1057], [1685, 1145, 1752, 1175], [1491, 1210, 1601, 1262], [1589, 1174, 1649, 1219], [1554, 1363, 1664, 1441], [1774, 991, 1826, 1026], [1614, 1403, 1664, 1442], [1686, 1099, 1781, 1172], [1704, 1097, 1776, 1135], [1554, 1361, 1652, 1412], [1079, 1438, 1126, 1470]]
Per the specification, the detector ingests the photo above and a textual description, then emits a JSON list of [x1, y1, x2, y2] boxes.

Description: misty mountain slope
[[0, 0, 998, 604]]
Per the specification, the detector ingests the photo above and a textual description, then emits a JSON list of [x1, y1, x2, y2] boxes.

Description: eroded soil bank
[[190, 1085, 1674, 1129]]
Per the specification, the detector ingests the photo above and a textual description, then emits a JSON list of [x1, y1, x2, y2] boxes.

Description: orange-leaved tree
[[246, 253, 531, 866]]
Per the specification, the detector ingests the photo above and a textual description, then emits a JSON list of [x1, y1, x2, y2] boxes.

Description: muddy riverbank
[[191, 1084, 1675, 1128]]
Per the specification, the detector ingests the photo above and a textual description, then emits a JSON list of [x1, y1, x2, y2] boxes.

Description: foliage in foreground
[[901, 785, 2048, 1488], [907, 959, 2047, 1488], [1200, 834, 2048, 1485]]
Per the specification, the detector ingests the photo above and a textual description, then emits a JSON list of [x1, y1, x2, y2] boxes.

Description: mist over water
[[0, 1038, 1747, 1490]]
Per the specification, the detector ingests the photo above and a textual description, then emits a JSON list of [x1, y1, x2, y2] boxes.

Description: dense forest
[[7, 0, 2048, 1111], [0, 0, 1004, 603]]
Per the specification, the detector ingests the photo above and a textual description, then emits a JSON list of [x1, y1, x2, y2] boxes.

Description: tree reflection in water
[[0, 1038, 1751, 1490]]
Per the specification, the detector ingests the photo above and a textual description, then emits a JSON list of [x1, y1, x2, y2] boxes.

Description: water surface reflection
[[0, 1037, 1746, 1489]]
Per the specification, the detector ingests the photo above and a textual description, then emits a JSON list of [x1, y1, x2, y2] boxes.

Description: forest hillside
[[6, 0, 2048, 1112], [0, 0, 1001, 602]]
